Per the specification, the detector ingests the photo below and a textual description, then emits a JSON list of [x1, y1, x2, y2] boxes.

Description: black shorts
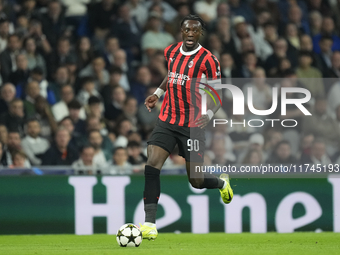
[[147, 119, 205, 162]]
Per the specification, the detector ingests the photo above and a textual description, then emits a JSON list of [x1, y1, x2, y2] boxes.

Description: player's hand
[[195, 114, 210, 129], [144, 94, 159, 112]]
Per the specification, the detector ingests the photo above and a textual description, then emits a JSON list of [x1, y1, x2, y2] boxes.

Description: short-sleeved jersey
[[159, 42, 221, 127]]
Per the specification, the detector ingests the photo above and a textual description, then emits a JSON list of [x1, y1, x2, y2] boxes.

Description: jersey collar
[[180, 43, 202, 56]]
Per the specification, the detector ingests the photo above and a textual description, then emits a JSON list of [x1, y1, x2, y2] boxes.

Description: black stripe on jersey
[[165, 50, 181, 123], [180, 54, 196, 126], [173, 54, 187, 124], [162, 101, 167, 116], [205, 59, 213, 81], [211, 56, 220, 78], [191, 51, 208, 122]]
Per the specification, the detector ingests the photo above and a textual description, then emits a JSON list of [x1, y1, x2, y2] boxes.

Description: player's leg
[[178, 130, 233, 203], [140, 145, 170, 240]]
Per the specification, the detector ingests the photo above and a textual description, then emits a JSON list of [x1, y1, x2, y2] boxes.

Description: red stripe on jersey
[[159, 43, 181, 122]]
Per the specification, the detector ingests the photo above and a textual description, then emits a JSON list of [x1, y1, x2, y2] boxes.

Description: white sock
[[144, 222, 156, 228], [220, 180, 227, 190]]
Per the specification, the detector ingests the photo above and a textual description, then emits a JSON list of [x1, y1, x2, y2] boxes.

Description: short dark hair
[[319, 35, 333, 42], [81, 76, 95, 86], [109, 65, 123, 75], [59, 116, 73, 125], [26, 117, 39, 125], [88, 96, 101, 105], [80, 145, 95, 153], [67, 99, 82, 110], [30, 67, 44, 76], [127, 141, 141, 148], [113, 146, 127, 154], [180, 14, 206, 31], [298, 50, 312, 58]]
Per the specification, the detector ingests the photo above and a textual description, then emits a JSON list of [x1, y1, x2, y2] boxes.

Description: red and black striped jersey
[[159, 42, 221, 127]]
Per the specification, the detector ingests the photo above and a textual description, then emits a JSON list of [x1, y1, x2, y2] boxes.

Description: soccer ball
[[116, 223, 142, 247]]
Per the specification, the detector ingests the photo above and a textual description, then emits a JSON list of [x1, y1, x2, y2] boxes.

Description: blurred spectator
[[88, 129, 109, 167], [40, 0, 66, 48], [237, 133, 266, 164], [23, 80, 40, 116], [131, 65, 152, 105], [68, 99, 86, 136], [114, 118, 133, 148], [317, 35, 334, 74], [234, 51, 257, 80], [60, 0, 90, 30], [137, 86, 159, 135], [148, 51, 166, 87], [76, 36, 95, 71], [49, 65, 71, 101], [0, 83, 15, 115], [10, 150, 28, 168], [18, 0, 40, 21], [324, 51, 340, 79], [19, 67, 57, 105], [141, 11, 174, 63], [296, 51, 324, 98], [0, 34, 22, 82], [52, 84, 86, 122], [86, 115, 109, 137], [9, 53, 30, 85], [48, 37, 77, 77], [214, 17, 237, 55], [285, 4, 310, 35], [119, 97, 140, 130], [88, 0, 118, 43], [0, 98, 25, 136], [72, 145, 102, 175], [100, 66, 122, 105], [104, 85, 126, 124], [143, 0, 177, 23], [86, 96, 104, 119], [251, 0, 280, 25], [263, 21, 278, 48], [243, 67, 272, 114], [303, 96, 340, 156], [7, 130, 31, 167], [126, 0, 148, 28], [265, 38, 298, 77], [0, 17, 9, 53], [58, 116, 82, 150], [207, 33, 224, 60], [253, 9, 272, 39], [167, 3, 190, 37], [127, 140, 147, 165], [232, 16, 272, 62], [266, 140, 297, 164], [0, 140, 3, 166], [309, 11, 323, 36], [42, 127, 79, 166], [27, 19, 51, 55], [300, 34, 322, 70], [107, 146, 132, 175], [229, 0, 255, 24], [300, 139, 332, 164], [23, 37, 46, 75], [111, 4, 141, 61], [32, 96, 57, 141], [193, 0, 218, 24], [102, 36, 120, 68], [285, 23, 300, 50], [113, 49, 130, 91], [264, 128, 283, 157], [312, 16, 340, 54], [21, 118, 50, 166], [76, 77, 101, 106], [299, 132, 315, 162], [242, 148, 263, 165], [79, 56, 109, 89]]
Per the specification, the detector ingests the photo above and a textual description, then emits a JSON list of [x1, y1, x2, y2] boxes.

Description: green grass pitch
[[0, 233, 339, 255]]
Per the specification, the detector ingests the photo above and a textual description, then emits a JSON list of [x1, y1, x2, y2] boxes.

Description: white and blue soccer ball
[[116, 223, 142, 247]]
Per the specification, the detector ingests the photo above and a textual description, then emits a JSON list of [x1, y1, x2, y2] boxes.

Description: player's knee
[[189, 178, 204, 189], [146, 157, 161, 169]]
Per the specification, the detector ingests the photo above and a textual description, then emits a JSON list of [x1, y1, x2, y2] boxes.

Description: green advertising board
[[0, 175, 339, 235]]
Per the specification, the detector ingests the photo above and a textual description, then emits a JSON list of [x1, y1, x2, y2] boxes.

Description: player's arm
[[144, 75, 167, 112], [196, 56, 222, 128]]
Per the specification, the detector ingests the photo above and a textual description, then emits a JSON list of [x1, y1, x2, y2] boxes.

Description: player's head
[[180, 14, 205, 51]]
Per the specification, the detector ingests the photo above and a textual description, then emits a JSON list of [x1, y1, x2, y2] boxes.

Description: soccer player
[[139, 15, 233, 240]]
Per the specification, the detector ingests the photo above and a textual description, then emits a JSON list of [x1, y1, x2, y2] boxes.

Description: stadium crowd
[[0, 0, 340, 174]]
